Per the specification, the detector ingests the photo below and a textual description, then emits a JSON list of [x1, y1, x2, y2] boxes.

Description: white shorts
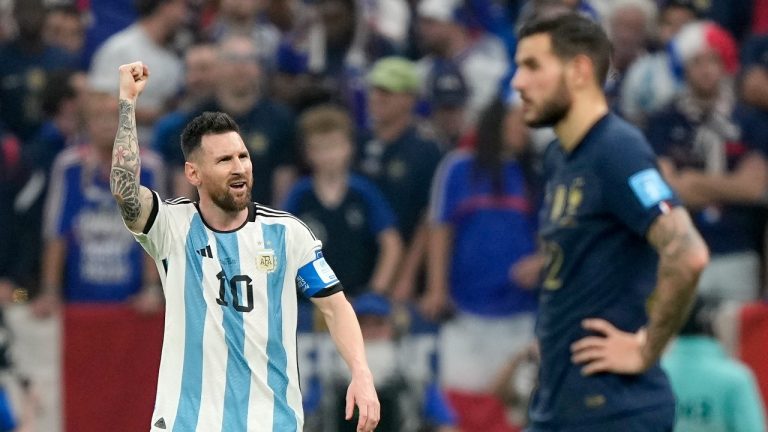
[[439, 312, 536, 392]]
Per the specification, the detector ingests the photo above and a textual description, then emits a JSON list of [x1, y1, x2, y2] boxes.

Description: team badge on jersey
[[256, 249, 276, 272], [628, 168, 673, 208]]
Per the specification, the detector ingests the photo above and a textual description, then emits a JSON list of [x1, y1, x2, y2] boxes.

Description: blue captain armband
[[296, 250, 340, 297]]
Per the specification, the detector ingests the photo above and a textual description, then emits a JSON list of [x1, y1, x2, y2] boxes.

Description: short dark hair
[[679, 296, 719, 337], [180, 112, 240, 160], [518, 12, 612, 86], [134, 0, 164, 19], [42, 69, 76, 117], [46, 4, 81, 18]]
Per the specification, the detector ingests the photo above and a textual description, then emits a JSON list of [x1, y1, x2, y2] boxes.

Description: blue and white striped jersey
[[130, 192, 341, 432]]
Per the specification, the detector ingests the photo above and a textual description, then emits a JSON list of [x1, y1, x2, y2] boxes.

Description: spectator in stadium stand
[[42, 4, 85, 60], [739, 32, 768, 114], [205, 0, 280, 67], [357, 57, 442, 305], [88, 0, 187, 138], [620, 0, 699, 127], [603, 0, 658, 115], [662, 296, 767, 432], [416, 0, 510, 126], [13, 70, 85, 298], [424, 59, 471, 151], [423, 97, 541, 432], [646, 21, 768, 302], [153, 43, 219, 199], [30, 90, 165, 318], [155, 35, 299, 207], [283, 105, 402, 300], [0, 0, 77, 141]]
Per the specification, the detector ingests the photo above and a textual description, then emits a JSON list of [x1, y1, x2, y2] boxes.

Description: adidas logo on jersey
[[154, 417, 167, 429], [196, 245, 213, 258]]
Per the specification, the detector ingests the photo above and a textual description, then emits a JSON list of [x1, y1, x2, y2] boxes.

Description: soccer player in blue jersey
[[512, 13, 710, 431], [109, 62, 379, 432]]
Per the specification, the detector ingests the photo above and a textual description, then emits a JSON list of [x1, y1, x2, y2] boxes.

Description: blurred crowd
[[0, 0, 767, 431]]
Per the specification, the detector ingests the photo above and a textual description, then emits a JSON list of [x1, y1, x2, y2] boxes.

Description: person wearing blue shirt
[[424, 97, 541, 431], [284, 105, 402, 298], [0, 0, 76, 141], [512, 13, 709, 431]]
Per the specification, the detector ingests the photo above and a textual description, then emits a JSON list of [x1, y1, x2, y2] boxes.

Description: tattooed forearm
[[110, 99, 142, 223], [643, 207, 708, 364]]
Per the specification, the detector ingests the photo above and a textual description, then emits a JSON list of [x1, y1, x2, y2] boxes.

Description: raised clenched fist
[[118, 61, 150, 101]]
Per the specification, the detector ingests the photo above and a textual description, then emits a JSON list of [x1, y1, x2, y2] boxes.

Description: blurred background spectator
[[423, 97, 541, 432], [663, 296, 767, 432], [646, 21, 768, 302]]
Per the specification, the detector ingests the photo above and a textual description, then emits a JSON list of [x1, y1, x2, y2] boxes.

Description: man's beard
[[525, 78, 572, 128], [211, 183, 252, 212]]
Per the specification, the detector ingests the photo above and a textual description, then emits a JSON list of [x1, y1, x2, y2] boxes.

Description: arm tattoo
[[110, 99, 142, 223], [644, 210, 706, 363], [653, 215, 696, 279]]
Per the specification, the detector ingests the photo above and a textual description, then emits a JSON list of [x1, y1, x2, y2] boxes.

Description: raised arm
[[571, 207, 709, 375], [110, 62, 155, 233]]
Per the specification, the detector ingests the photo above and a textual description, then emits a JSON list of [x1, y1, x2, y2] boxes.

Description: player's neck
[[197, 197, 250, 231], [554, 89, 609, 153]]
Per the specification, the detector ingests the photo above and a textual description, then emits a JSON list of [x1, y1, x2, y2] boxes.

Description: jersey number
[[542, 241, 563, 290], [216, 271, 254, 312]]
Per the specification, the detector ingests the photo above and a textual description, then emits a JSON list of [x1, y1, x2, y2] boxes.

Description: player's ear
[[568, 54, 594, 89], [185, 161, 201, 187]]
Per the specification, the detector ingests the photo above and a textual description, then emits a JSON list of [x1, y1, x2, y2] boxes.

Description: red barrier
[[63, 305, 164, 432], [738, 301, 768, 425]]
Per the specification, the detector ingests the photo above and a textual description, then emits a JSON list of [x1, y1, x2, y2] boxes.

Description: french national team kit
[[532, 113, 681, 431], [131, 192, 342, 432]]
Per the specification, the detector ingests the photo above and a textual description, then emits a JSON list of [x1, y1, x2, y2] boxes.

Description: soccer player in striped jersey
[[109, 61, 380, 432]]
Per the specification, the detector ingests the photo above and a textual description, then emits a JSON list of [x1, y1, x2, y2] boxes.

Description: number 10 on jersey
[[216, 271, 255, 312]]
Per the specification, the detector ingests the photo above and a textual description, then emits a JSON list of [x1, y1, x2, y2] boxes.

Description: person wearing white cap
[[646, 21, 768, 303], [416, 0, 509, 127]]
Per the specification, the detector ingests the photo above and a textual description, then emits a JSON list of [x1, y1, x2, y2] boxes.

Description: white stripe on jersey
[[132, 194, 328, 432]]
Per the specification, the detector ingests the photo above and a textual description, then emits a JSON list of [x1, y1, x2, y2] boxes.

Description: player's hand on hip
[[346, 369, 380, 432], [118, 61, 150, 101], [570, 318, 648, 376]]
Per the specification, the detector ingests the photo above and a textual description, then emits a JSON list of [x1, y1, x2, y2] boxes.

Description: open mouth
[[229, 181, 247, 191]]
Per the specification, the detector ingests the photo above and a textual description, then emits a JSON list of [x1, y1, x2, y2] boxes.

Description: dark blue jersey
[[282, 174, 397, 297], [531, 114, 679, 428]]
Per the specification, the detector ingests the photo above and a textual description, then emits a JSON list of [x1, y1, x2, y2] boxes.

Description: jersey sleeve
[[428, 152, 462, 224], [292, 219, 343, 298], [597, 129, 680, 237], [128, 190, 174, 260]]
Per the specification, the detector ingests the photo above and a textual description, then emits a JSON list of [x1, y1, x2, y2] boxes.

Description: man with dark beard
[[110, 61, 379, 432], [512, 13, 710, 432]]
